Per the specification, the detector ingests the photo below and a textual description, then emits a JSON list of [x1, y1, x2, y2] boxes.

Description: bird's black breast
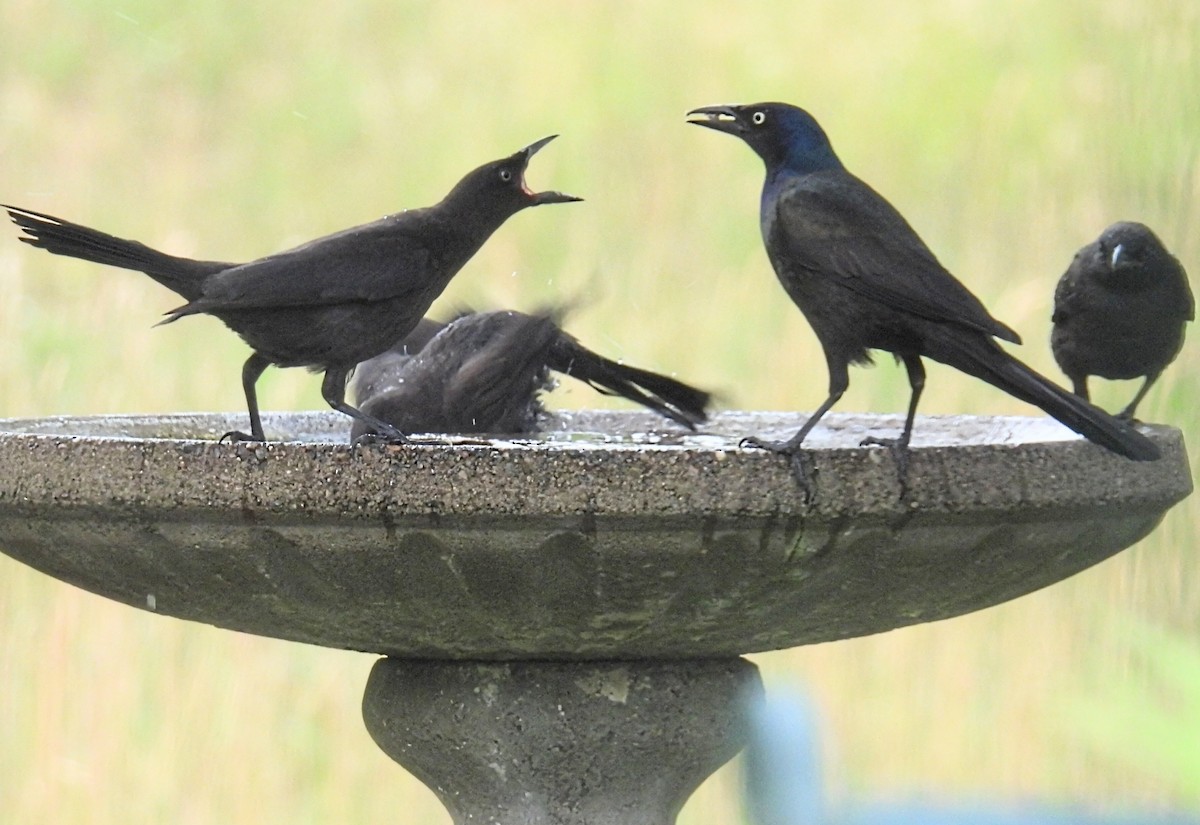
[[1052, 265, 1189, 380]]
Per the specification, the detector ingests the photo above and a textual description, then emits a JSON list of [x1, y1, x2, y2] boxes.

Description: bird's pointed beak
[[516, 135, 583, 206], [686, 105, 746, 136], [529, 190, 584, 205], [521, 134, 559, 159]]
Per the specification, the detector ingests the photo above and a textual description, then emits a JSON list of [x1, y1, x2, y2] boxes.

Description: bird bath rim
[[0, 410, 1189, 659]]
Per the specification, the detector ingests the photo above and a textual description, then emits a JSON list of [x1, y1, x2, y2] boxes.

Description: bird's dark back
[[352, 311, 559, 438]]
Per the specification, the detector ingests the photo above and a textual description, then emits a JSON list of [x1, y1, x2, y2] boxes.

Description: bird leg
[[220, 353, 273, 443], [860, 354, 925, 499], [741, 432, 820, 501], [741, 365, 848, 501], [738, 437, 819, 505], [740, 390, 840, 454], [1117, 372, 1160, 423], [322, 368, 409, 445]]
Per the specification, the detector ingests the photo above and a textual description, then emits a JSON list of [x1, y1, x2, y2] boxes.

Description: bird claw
[[738, 435, 789, 452], [352, 429, 410, 447], [219, 430, 262, 444], [741, 436, 816, 504], [859, 436, 911, 500]]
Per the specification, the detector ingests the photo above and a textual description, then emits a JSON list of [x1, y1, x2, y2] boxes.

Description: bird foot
[[353, 429, 410, 447], [1114, 410, 1143, 425], [738, 435, 790, 453], [428, 435, 495, 447], [859, 436, 911, 500], [219, 430, 263, 444], [740, 436, 816, 504]]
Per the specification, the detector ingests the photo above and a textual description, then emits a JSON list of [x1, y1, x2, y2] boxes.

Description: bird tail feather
[[4, 204, 220, 302], [548, 338, 712, 430], [926, 329, 1160, 461]]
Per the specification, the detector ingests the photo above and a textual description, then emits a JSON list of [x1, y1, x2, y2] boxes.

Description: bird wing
[[1171, 257, 1196, 322], [769, 172, 1022, 343], [1049, 249, 1086, 325], [169, 215, 436, 316]]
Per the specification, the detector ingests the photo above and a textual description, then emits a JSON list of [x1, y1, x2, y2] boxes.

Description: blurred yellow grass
[[1, 1, 1197, 821]]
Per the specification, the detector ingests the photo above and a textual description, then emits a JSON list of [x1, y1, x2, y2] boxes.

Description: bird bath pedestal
[[0, 410, 1190, 824]]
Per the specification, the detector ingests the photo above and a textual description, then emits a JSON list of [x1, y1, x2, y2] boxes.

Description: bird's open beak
[[520, 134, 559, 159], [517, 135, 583, 206], [530, 190, 583, 205], [686, 105, 746, 136]]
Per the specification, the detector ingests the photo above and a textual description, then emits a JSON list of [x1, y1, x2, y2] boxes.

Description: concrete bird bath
[[0, 409, 1190, 824]]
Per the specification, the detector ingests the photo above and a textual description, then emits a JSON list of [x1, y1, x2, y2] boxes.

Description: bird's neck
[[424, 197, 518, 265], [760, 151, 844, 207], [429, 193, 518, 244], [762, 136, 843, 179], [760, 164, 804, 209], [443, 187, 517, 235]]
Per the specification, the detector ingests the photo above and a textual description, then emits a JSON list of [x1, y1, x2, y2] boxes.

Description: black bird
[[5, 136, 580, 442], [348, 309, 713, 439], [1051, 221, 1192, 421], [349, 317, 449, 404], [687, 102, 1159, 485]]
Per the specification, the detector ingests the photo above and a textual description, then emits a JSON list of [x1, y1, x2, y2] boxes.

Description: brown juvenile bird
[[1052, 221, 1192, 421]]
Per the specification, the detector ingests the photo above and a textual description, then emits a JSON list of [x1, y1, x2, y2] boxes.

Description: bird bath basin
[[0, 410, 1190, 824]]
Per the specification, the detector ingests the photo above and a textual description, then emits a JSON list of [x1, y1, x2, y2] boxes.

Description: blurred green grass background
[[0, 0, 1197, 821]]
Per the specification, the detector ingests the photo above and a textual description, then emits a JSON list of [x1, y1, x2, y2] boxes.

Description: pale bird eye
[[752, 111, 767, 125], [499, 169, 513, 182]]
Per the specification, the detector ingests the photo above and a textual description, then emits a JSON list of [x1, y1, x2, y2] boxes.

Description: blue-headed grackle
[[687, 102, 1159, 487]]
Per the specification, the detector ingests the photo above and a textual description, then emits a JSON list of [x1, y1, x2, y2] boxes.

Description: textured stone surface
[[0, 410, 1190, 658], [362, 657, 760, 825]]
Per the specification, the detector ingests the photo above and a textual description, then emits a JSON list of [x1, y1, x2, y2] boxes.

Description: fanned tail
[[4, 204, 226, 302]]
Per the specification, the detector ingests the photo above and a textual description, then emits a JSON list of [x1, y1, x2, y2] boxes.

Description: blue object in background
[[742, 687, 827, 825], [740, 687, 1200, 825]]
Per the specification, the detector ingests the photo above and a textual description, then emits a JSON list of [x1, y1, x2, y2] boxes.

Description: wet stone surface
[[0, 410, 1190, 658]]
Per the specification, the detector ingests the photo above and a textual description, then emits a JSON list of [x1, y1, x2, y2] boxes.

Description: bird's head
[[687, 102, 843, 174], [446, 135, 582, 219], [1096, 221, 1168, 278]]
